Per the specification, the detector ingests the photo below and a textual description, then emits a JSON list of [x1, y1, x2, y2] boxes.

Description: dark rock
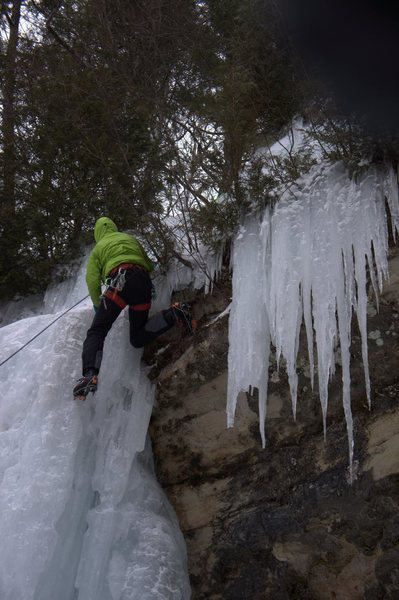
[[374, 549, 399, 598], [148, 252, 399, 599]]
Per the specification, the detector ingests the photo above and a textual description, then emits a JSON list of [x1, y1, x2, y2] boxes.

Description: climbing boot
[[73, 372, 98, 401]]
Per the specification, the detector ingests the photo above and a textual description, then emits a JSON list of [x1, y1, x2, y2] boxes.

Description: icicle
[[227, 215, 270, 446], [384, 165, 399, 239], [227, 161, 399, 475], [353, 241, 371, 408], [301, 196, 315, 388]]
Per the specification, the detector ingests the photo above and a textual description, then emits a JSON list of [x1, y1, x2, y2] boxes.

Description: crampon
[[73, 374, 98, 401], [171, 302, 198, 335]]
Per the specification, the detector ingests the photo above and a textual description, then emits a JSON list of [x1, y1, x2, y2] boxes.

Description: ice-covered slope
[[0, 258, 191, 600]]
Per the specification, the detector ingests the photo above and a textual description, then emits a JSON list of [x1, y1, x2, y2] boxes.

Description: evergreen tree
[[0, 0, 303, 299]]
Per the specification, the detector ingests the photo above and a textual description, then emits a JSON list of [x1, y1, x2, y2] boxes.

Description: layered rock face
[[148, 254, 399, 599]]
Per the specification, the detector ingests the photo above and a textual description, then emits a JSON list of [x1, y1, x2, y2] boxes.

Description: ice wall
[[0, 259, 190, 599], [151, 245, 223, 313], [227, 162, 399, 479]]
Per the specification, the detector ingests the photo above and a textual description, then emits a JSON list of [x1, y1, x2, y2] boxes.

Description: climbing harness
[[0, 294, 90, 368], [100, 263, 150, 310], [101, 267, 127, 309]]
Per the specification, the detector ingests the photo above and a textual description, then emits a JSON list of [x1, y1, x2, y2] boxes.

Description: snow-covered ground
[[0, 257, 191, 600]]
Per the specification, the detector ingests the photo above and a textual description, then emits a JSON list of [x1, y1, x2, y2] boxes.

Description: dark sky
[[278, 0, 399, 132]]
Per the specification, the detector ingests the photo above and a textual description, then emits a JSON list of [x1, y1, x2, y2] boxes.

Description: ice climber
[[73, 216, 193, 400]]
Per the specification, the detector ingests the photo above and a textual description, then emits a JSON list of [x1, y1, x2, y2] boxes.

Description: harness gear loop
[[105, 267, 126, 293], [101, 267, 127, 308]]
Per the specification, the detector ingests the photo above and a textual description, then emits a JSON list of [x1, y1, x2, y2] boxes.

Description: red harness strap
[[129, 303, 151, 312], [104, 289, 127, 309], [104, 291, 150, 312], [108, 263, 148, 276]]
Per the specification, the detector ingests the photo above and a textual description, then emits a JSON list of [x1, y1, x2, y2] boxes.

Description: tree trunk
[[2, 0, 22, 213], [0, 0, 22, 296]]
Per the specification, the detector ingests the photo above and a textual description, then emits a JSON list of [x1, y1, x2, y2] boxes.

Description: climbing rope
[[0, 294, 90, 368]]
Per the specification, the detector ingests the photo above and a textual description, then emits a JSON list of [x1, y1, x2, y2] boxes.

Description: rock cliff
[[147, 252, 399, 599]]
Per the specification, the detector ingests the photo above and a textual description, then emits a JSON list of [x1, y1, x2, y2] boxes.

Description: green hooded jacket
[[86, 217, 153, 306]]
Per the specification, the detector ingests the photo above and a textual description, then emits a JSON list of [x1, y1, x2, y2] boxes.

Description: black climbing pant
[[82, 266, 173, 375]]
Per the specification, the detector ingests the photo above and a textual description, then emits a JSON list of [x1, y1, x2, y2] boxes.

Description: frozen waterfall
[[0, 258, 191, 600], [227, 162, 399, 480]]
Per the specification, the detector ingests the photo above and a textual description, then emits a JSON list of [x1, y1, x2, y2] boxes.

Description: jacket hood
[[94, 217, 118, 242]]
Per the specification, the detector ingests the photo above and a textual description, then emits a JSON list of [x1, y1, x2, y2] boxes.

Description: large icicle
[[227, 215, 271, 446], [227, 162, 399, 476]]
